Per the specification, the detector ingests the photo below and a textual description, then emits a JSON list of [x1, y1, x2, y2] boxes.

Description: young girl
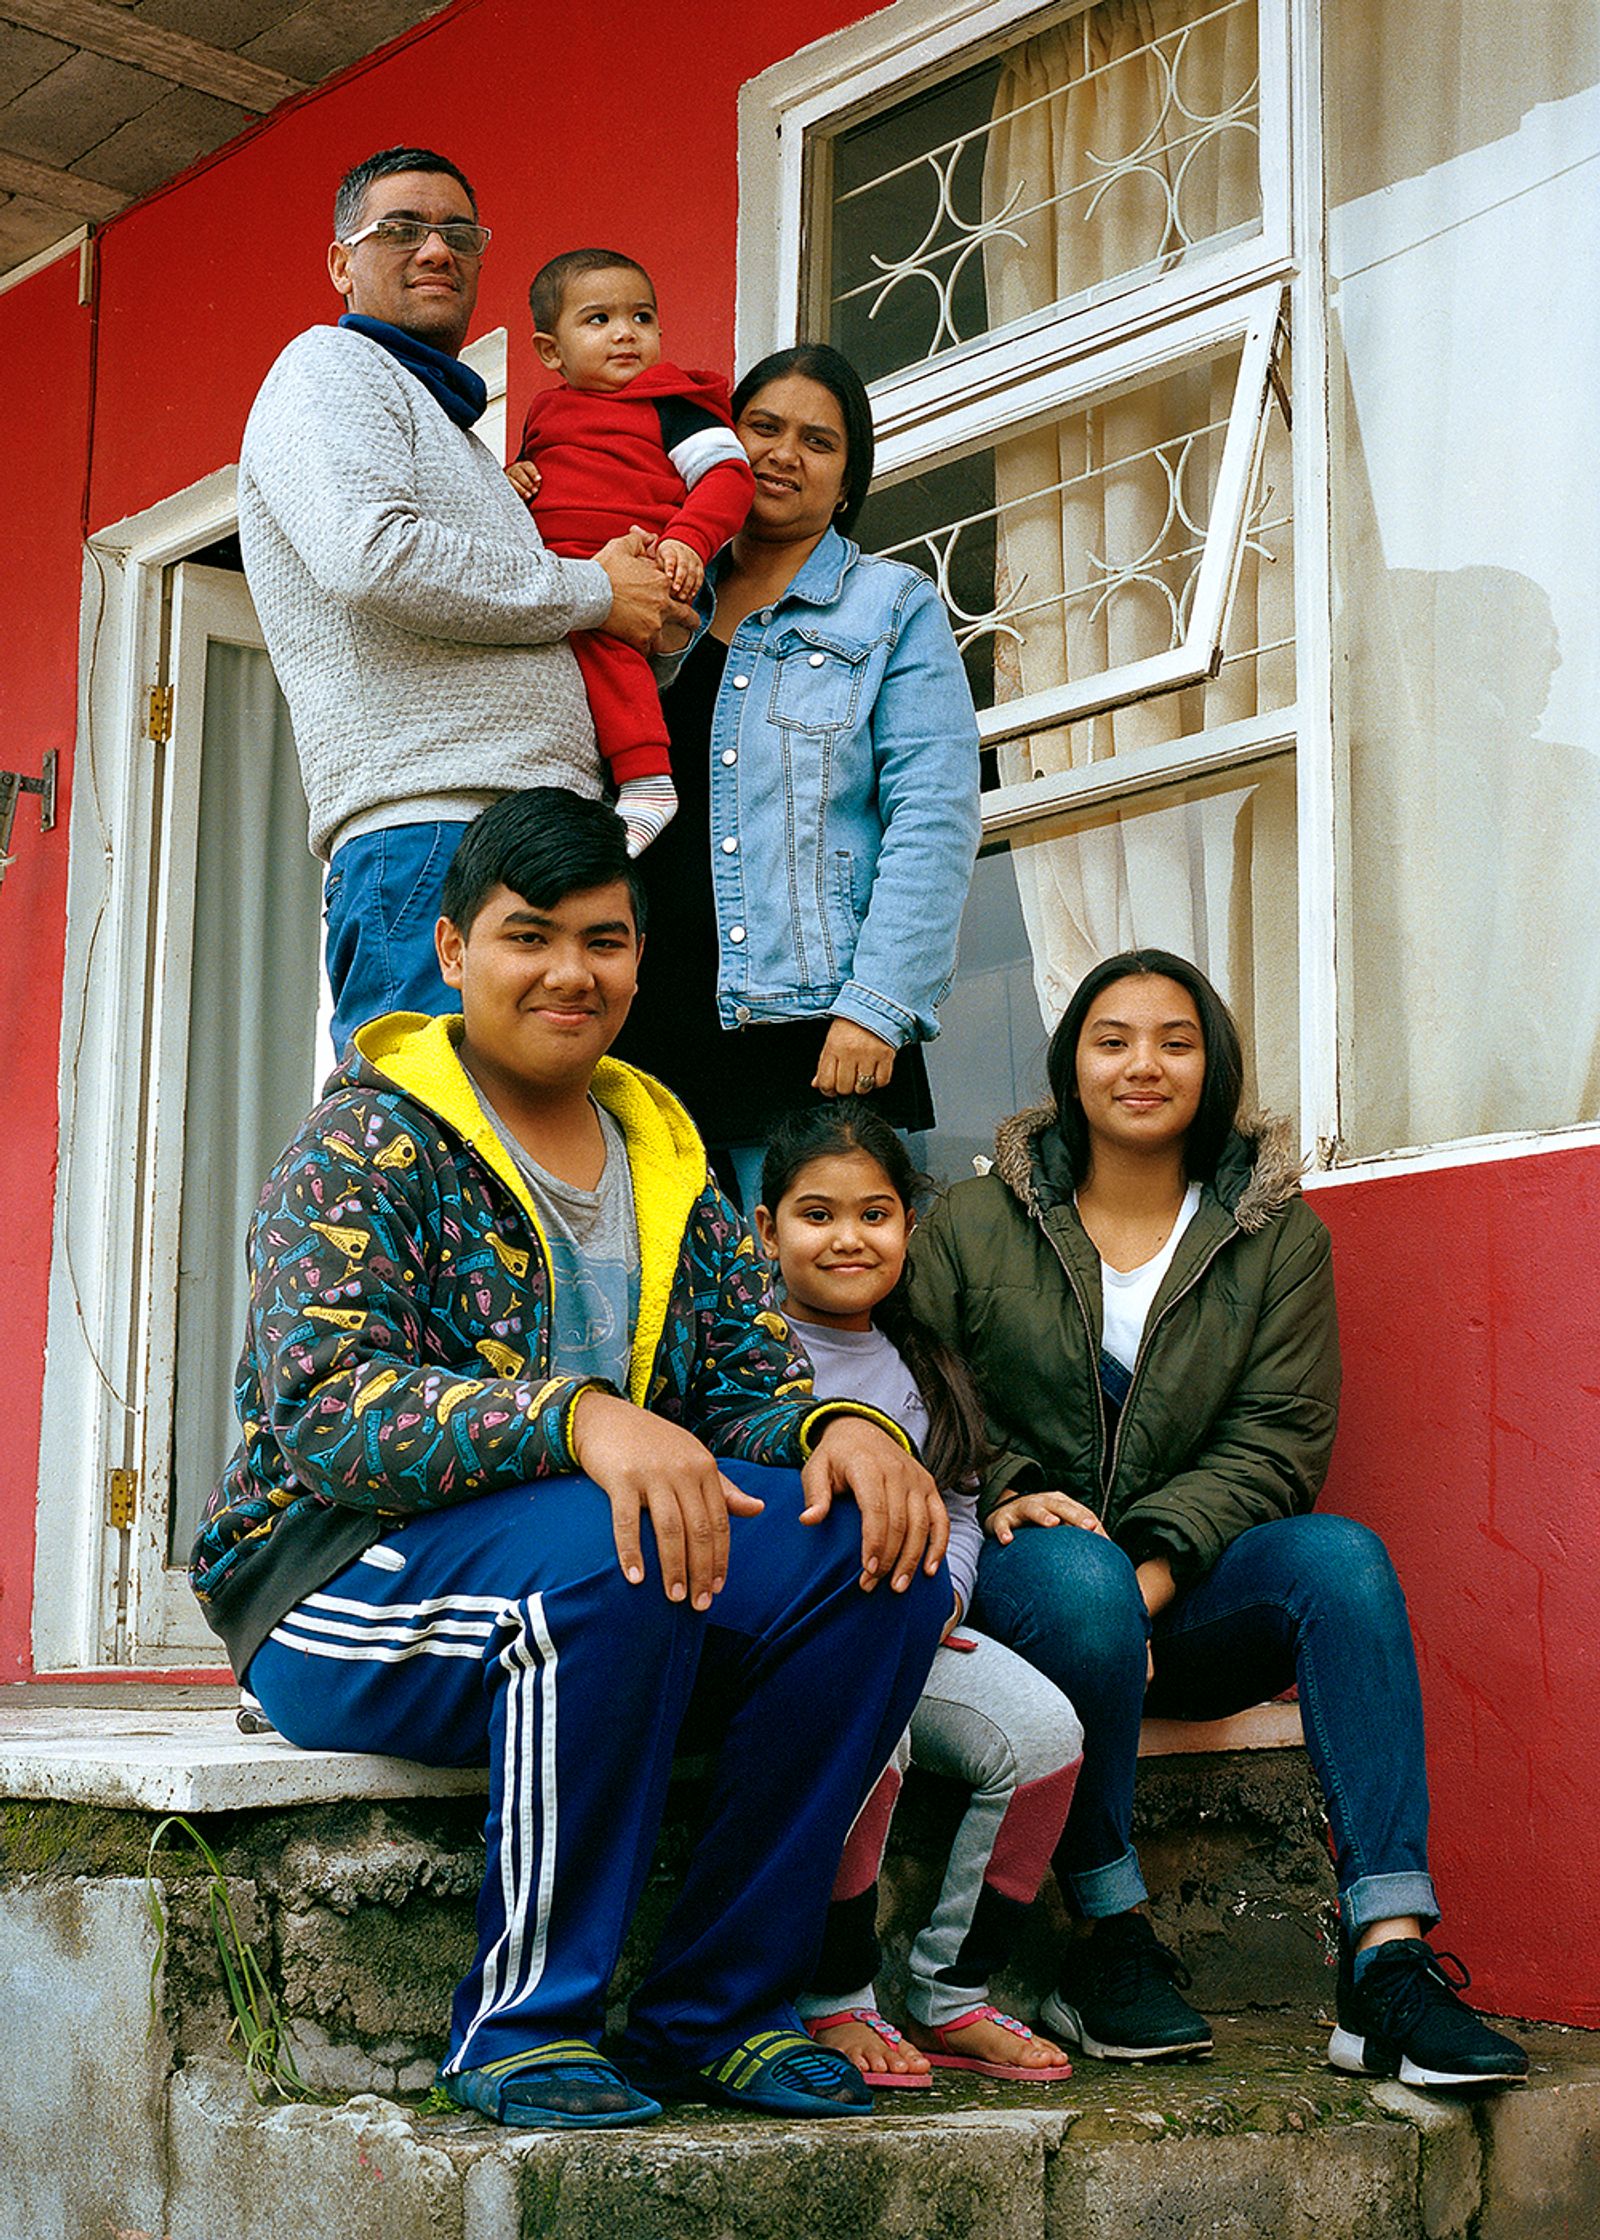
[[755, 1102, 1085, 2084]]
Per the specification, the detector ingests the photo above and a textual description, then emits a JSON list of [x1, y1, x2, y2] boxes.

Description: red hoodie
[[516, 362, 754, 562]]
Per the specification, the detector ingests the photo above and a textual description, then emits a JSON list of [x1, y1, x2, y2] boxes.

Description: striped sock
[[616, 776, 679, 857]]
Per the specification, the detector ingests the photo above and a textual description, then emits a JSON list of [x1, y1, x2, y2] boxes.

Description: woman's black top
[[611, 632, 933, 1147]]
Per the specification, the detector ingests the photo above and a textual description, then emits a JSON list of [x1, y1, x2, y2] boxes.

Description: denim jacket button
[[759, 609, 773, 624], [721, 836, 738, 854], [808, 651, 826, 667], [735, 1004, 752, 1022], [721, 749, 737, 765], [729, 924, 746, 943], [732, 674, 750, 689]]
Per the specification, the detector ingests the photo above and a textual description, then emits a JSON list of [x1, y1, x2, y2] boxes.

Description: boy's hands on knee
[[505, 458, 541, 502], [799, 1419, 948, 1594], [656, 539, 704, 598], [571, 1392, 763, 1611]]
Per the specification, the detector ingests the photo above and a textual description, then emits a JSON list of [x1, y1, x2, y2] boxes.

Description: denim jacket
[[704, 529, 981, 1047]]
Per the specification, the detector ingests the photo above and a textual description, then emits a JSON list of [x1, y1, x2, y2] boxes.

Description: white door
[[127, 561, 326, 1656]]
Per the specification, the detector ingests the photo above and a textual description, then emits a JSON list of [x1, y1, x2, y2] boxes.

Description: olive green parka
[[907, 1102, 1341, 1586]]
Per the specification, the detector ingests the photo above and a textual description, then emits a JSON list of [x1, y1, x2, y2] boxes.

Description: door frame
[[35, 470, 249, 1668]]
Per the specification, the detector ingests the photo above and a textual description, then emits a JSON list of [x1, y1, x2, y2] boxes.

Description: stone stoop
[[2, 1694, 1594, 2240], [108, 2022, 1600, 2240]]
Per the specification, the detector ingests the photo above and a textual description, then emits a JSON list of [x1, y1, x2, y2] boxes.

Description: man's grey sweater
[[239, 324, 614, 860]]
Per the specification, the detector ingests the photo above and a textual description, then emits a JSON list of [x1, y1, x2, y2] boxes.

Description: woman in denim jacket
[[613, 344, 982, 1205]]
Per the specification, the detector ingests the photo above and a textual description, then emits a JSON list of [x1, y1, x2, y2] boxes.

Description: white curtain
[[979, 0, 1297, 1104], [1329, 0, 1600, 1150], [169, 642, 323, 1559]]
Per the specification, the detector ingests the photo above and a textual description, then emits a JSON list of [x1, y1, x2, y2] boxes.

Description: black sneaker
[[1328, 1938, 1528, 2089], [1040, 1913, 1213, 2061]]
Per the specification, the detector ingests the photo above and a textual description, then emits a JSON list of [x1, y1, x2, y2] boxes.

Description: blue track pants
[[248, 1463, 946, 2076]]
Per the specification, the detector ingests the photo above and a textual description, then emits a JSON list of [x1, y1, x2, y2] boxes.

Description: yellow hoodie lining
[[352, 1012, 708, 1409]]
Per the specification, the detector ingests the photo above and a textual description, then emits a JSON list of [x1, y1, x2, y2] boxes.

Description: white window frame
[[32, 336, 508, 1671], [737, 0, 1337, 1164]]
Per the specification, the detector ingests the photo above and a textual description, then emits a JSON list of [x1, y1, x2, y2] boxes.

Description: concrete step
[[5, 1694, 1589, 2240], [148, 2016, 1600, 2240]]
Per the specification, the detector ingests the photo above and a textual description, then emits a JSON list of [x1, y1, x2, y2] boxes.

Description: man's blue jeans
[[325, 820, 469, 1054], [970, 1512, 1439, 1939]]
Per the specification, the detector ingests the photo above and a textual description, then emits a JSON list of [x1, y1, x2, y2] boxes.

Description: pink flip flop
[[805, 2007, 933, 2088], [917, 2005, 1074, 2082]]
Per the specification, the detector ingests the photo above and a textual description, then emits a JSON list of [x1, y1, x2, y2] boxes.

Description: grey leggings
[[801, 1629, 1084, 2027]]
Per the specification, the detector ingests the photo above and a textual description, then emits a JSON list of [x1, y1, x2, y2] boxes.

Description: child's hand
[[505, 458, 541, 501], [657, 539, 704, 598]]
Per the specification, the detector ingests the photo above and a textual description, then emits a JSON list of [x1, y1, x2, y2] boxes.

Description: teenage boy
[[505, 249, 755, 857], [238, 149, 694, 1051], [191, 787, 948, 2131]]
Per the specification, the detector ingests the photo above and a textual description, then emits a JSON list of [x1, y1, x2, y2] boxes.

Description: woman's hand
[[986, 1489, 1109, 1545], [814, 1018, 897, 1098]]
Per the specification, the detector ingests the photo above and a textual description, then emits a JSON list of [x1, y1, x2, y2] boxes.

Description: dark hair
[[759, 1101, 989, 1489], [334, 148, 477, 241], [439, 788, 646, 936], [1044, 949, 1245, 1184], [529, 248, 655, 335], [730, 343, 875, 534]]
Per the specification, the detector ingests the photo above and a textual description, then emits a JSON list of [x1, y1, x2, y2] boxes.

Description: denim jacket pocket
[[767, 628, 872, 734]]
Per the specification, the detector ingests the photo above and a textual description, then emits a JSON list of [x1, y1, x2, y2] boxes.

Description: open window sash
[[869, 282, 1286, 773]]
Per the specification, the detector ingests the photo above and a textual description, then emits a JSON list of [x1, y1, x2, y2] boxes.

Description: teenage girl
[[754, 1102, 1085, 2084]]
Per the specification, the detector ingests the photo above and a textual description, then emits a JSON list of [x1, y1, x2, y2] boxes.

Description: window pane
[[823, 0, 1263, 384], [922, 757, 1298, 1184], [855, 334, 1293, 771], [1328, 0, 1600, 1153]]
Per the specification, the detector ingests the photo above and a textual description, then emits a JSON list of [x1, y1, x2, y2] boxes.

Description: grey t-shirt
[[472, 1087, 640, 1393]]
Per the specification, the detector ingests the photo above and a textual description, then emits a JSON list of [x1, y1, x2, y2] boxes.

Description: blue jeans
[[970, 1512, 1439, 1940], [324, 820, 469, 1055]]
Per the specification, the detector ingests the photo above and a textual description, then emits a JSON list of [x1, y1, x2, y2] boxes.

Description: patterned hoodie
[[192, 1011, 907, 1675]]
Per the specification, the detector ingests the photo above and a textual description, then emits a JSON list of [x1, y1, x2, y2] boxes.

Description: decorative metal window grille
[[817, 0, 1264, 386]]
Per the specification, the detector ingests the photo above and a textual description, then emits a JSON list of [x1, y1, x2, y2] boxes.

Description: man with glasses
[[239, 147, 690, 1052]]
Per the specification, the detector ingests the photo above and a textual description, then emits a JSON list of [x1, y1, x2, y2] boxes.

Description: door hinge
[[108, 1467, 138, 1530], [146, 684, 173, 744]]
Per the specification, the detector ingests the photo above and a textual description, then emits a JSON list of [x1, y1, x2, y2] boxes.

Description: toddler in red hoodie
[[507, 249, 754, 855]]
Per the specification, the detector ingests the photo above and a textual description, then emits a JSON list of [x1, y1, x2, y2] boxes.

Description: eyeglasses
[[341, 217, 492, 257]]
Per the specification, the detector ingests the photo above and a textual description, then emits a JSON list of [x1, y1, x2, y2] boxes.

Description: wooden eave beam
[[0, 147, 125, 220], [0, 0, 308, 114]]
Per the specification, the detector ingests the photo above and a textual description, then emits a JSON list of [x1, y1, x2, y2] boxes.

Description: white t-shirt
[[1095, 1181, 1203, 1375]]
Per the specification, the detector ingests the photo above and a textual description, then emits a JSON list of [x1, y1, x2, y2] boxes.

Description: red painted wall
[[81, 0, 869, 532], [0, 253, 91, 1679], [1315, 1148, 1600, 2028], [0, 0, 1594, 2026]]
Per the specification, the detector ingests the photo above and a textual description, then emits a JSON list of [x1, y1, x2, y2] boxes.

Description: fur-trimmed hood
[[990, 1101, 1306, 1236]]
